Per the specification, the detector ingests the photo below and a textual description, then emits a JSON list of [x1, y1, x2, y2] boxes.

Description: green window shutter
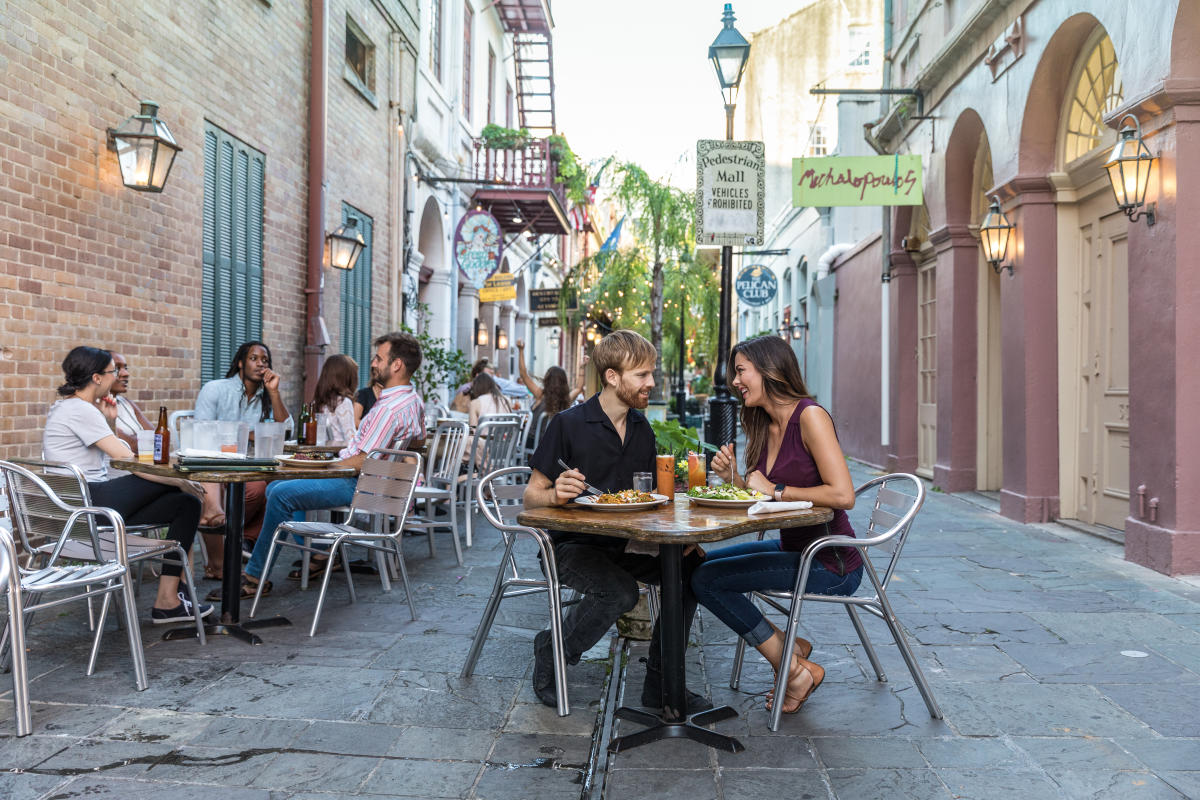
[[339, 203, 373, 388], [202, 123, 265, 382]]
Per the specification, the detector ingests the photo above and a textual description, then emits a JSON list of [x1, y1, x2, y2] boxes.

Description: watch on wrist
[[774, 483, 786, 502]]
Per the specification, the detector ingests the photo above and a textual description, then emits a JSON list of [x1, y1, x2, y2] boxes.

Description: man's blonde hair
[[591, 329, 657, 388]]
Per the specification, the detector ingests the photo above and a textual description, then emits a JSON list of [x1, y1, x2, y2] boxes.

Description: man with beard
[[238, 332, 425, 598], [524, 330, 711, 713]]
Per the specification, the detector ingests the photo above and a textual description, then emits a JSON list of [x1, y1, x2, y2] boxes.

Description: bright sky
[[552, 0, 815, 188]]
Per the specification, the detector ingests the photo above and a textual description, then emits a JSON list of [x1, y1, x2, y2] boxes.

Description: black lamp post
[[706, 3, 751, 456], [675, 288, 687, 419]]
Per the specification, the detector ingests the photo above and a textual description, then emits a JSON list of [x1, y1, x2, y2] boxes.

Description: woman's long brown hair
[[728, 335, 812, 475], [313, 354, 359, 415]]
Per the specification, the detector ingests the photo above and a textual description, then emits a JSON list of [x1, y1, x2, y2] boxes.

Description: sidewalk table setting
[[518, 493, 832, 754], [111, 456, 357, 645]]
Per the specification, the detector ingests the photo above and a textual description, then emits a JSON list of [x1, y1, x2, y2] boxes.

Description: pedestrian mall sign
[[735, 264, 777, 307], [792, 154, 923, 207], [479, 273, 516, 303], [454, 209, 503, 289], [695, 139, 765, 246]]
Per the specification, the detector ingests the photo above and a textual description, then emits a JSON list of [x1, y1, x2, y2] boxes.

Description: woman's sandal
[[205, 575, 271, 602], [288, 555, 337, 581], [766, 657, 825, 714]]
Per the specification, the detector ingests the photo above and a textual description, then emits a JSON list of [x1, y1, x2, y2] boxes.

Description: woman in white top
[[42, 347, 212, 625], [467, 372, 513, 426], [313, 354, 358, 446]]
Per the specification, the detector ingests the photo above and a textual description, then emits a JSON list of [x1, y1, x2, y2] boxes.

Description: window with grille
[[344, 15, 377, 104], [463, 3, 474, 122], [430, 0, 443, 81], [339, 204, 374, 388], [1063, 33, 1123, 164], [848, 25, 872, 68], [202, 123, 264, 383], [809, 125, 828, 156]]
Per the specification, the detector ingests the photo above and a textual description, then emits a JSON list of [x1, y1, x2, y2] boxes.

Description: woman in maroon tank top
[[692, 336, 862, 714]]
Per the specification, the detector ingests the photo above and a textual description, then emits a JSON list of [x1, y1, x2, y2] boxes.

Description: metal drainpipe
[[304, 0, 330, 402]]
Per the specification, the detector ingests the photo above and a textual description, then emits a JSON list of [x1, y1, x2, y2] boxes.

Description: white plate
[[685, 494, 768, 508], [573, 493, 669, 512], [275, 454, 340, 469]]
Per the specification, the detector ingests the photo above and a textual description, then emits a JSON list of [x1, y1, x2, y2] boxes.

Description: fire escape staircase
[[512, 32, 556, 137]]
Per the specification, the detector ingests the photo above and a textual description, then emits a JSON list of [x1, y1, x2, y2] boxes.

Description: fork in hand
[[556, 459, 606, 496]]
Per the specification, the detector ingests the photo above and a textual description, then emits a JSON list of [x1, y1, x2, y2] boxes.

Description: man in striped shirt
[[236, 332, 425, 597]]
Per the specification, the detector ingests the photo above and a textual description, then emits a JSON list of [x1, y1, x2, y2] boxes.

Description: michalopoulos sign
[[792, 155, 923, 207], [735, 264, 777, 307], [695, 139, 765, 247]]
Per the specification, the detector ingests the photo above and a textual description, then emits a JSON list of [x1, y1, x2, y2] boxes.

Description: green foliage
[[692, 373, 713, 395], [402, 302, 471, 405], [548, 134, 588, 206], [479, 123, 530, 149], [650, 418, 716, 457], [752, 329, 778, 340]]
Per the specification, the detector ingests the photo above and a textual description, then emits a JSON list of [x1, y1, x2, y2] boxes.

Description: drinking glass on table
[[632, 472, 654, 494], [135, 429, 155, 463]]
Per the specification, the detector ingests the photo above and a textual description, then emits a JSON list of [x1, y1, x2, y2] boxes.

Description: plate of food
[[574, 490, 670, 512], [275, 452, 341, 469], [685, 483, 768, 507]]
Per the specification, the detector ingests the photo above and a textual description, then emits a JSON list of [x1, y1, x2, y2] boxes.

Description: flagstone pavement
[[3, 460, 1200, 799]]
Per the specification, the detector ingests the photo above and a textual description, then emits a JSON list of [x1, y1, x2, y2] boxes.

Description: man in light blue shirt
[[195, 342, 293, 431]]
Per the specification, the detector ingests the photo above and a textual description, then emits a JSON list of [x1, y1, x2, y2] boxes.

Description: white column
[[458, 285, 480, 361]]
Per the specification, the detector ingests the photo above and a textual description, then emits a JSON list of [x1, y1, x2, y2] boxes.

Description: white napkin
[[178, 448, 246, 459], [747, 499, 814, 516]]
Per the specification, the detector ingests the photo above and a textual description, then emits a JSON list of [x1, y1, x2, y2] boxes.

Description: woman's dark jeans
[[691, 539, 863, 646], [88, 475, 200, 577]]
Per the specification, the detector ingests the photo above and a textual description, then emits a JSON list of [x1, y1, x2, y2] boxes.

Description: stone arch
[[944, 108, 987, 226], [416, 195, 450, 340]]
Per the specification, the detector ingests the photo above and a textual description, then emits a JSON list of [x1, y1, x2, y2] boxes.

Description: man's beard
[[616, 381, 649, 409]]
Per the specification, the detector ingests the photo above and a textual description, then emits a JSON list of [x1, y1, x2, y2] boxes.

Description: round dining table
[[517, 495, 833, 754]]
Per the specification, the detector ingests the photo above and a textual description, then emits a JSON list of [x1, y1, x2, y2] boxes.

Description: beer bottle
[[153, 406, 170, 465], [303, 402, 318, 446]]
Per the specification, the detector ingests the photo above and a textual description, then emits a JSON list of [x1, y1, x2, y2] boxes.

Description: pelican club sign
[[735, 264, 777, 307], [454, 209, 504, 289]]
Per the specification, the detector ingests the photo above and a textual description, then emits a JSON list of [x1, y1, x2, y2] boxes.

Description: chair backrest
[[530, 411, 554, 455], [0, 526, 14, 593], [476, 466, 531, 530], [169, 409, 194, 445], [513, 409, 532, 450], [6, 458, 99, 557], [346, 448, 421, 535], [853, 473, 924, 589], [425, 419, 470, 484], [0, 460, 124, 566], [469, 416, 522, 475]]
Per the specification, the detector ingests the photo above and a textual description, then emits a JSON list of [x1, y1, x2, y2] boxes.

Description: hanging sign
[[454, 209, 504, 289], [529, 288, 577, 313], [479, 273, 517, 303], [537, 316, 561, 328], [792, 155, 923, 207], [695, 139, 765, 247], [735, 264, 778, 307]]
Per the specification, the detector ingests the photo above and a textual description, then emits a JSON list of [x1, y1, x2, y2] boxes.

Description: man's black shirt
[[528, 392, 656, 548]]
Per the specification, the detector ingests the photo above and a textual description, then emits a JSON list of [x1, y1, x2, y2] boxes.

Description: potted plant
[[650, 419, 716, 491]]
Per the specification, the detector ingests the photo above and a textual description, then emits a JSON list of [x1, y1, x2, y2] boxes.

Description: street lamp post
[[676, 289, 687, 419], [706, 3, 751, 456]]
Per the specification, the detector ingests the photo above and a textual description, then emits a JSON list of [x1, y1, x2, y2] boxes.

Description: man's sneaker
[[532, 630, 559, 708], [640, 659, 713, 714], [151, 591, 214, 625]]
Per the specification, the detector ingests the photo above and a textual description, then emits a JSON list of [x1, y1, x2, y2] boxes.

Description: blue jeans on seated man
[[690, 538, 864, 647], [244, 477, 357, 581]]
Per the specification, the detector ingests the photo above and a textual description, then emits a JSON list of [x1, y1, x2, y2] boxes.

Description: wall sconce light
[[777, 322, 807, 340], [475, 318, 489, 348], [495, 326, 509, 351], [1105, 114, 1158, 226], [107, 101, 182, 192], [979, 195, 1015, 276], [326, 218, 366, 271]]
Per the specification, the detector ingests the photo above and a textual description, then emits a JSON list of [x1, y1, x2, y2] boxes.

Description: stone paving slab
[[4, 459, 1200, 799]]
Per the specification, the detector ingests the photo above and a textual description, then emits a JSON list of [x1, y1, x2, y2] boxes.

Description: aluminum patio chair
[[727, 472, 941, 730], [459, 415, 522, 548], [249, 448, 422, 635], [460, 466, 571, 716], [0, 461, 147, 736], [10, 458, 206, 644], [404, 419, 470, 565]]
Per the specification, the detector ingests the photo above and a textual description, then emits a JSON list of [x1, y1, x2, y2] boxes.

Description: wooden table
[[518, 496, 833, 754], [112, 459, 357, 644]]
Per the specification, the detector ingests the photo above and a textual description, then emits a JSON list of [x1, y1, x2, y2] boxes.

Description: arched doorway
[[912, 203, 936, 479], [1055, 29, 1130, 531], [973, 135, 1003, 491], [417, 195, 450, 342]]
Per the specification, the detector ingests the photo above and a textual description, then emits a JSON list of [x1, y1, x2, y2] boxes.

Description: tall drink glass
[[655, 454, 675, 500], [687, 451, 706, 490]]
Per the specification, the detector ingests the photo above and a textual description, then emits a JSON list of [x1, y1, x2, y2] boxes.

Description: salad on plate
[[686, 483, 767, 501]]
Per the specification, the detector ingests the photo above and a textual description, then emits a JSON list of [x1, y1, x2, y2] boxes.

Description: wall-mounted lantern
[[326, 218, 366, 270], [777, 322, 807, 340], [107, 101, 181, 193], [979, 195, 1015, 276], [495, 326, 509, 351], [475, 318, 489, 348], [1105, 114, 1158, 226]]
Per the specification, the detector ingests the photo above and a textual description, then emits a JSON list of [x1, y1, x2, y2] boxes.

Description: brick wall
[[0, 0, 400, 457]]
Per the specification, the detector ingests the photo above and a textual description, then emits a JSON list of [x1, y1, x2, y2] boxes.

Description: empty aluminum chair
[[249, 449, 422, 635], [459, 415, 522, 548], [461, 466, 571, 716], [0, 461, 147, 736], [727, 473, 941, 731], [404, 419, 470, 565]]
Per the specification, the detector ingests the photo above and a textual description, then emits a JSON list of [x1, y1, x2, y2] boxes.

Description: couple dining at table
[[524, 330, 863, 717]]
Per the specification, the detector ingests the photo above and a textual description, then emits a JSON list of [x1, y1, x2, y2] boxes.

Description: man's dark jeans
[[552, 539, 704, 670]]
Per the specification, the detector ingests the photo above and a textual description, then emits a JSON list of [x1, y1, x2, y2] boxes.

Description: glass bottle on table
[[153, 406, 170, 464]]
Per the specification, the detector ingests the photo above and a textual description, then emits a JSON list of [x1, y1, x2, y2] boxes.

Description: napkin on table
[[747, 500, 814, 516]]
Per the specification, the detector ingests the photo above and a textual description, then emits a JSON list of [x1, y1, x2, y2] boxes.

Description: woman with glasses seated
[[42, 346, 212, 625]]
